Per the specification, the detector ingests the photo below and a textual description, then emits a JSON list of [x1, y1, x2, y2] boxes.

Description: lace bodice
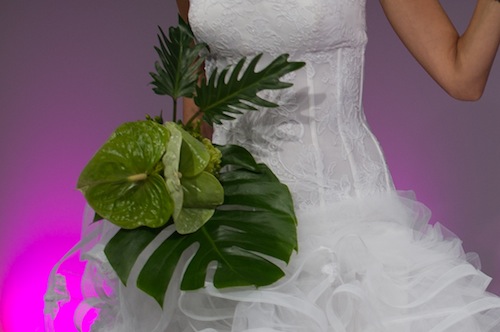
[[189, 0, 394, 210]]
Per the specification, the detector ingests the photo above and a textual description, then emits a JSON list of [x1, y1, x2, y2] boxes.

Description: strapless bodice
[[189, 0, 394, 209]]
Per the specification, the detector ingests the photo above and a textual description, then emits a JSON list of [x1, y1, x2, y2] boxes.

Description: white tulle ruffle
[[45, 191, 500, 331]]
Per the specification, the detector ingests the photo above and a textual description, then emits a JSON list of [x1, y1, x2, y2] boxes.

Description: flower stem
[[172, 98, 178, 122], [185, 109, 203, 127]]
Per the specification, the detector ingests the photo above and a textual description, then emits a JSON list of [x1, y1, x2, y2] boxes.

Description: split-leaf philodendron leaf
[[196, 53, 305, 126]]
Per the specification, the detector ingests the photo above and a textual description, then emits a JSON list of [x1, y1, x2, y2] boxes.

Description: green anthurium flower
[[174, 170, 223, 233], [174, 208, 215, 235], [162, 122, 184, 221], [163, 122, 224, 234], [178, 126, 210, 177], [181, 171, 224, 208], [77, 121, 173, 229]]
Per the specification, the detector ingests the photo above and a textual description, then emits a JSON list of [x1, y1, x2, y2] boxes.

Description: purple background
[[0, 1, 499, 331]]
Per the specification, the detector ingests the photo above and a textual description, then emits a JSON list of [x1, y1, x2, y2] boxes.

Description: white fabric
[[193, 0, 391, 209], [45, 0, 500, 331]]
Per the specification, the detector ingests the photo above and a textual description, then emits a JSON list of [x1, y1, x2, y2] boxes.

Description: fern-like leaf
[[149, 17, 206, 100], [195, 54, 305, 125]]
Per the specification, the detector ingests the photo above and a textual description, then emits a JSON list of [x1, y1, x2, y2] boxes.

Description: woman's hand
[[380, 0, 500, 100]]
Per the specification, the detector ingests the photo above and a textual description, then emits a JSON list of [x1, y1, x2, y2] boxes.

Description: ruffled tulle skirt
[[45, 191, 500, 331]]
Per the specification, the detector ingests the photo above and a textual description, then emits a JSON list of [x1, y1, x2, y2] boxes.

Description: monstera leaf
[[104, 144, 298, 307]]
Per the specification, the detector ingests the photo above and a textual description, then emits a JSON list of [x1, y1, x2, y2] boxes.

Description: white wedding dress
[[45, 0, 500, 331]]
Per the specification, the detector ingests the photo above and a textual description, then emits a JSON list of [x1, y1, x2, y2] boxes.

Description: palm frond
[[149, 17, 206, 101]]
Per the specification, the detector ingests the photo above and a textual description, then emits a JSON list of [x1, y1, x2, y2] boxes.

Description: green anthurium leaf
[[106, 144, 299, 307], [77, 121, 173, 229], [181, 171, 224, 209], [195, 54, 306, 126], [163, 122, 183, 220], [174, 208, 215, 235], [178, 126, 210, 177]]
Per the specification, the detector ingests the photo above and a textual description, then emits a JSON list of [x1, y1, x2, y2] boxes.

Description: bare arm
[[380, 0, 500, 100]]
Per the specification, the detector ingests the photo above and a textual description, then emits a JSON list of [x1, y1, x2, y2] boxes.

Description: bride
[[46, 0, 500, 331]]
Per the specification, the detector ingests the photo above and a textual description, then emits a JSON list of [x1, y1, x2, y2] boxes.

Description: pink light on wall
[[2, 236, 82, 331]]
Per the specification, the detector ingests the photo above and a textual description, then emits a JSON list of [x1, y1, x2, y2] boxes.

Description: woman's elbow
[[443, 78, 486, 101]]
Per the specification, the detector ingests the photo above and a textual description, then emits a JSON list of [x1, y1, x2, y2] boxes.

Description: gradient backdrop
[[1, 1, 499, 331]]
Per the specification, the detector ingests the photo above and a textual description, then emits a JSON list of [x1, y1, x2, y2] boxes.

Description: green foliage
[[80, 16, 303, 309], [105, 144, 298, 307], [149, 17, 205, 100], [196, 54, 305, 125], [149, 17, 206, 121], [150, 17, 305, 127]]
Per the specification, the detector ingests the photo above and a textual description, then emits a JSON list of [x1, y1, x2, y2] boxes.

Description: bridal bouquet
[[77, 18, 304, 307]]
